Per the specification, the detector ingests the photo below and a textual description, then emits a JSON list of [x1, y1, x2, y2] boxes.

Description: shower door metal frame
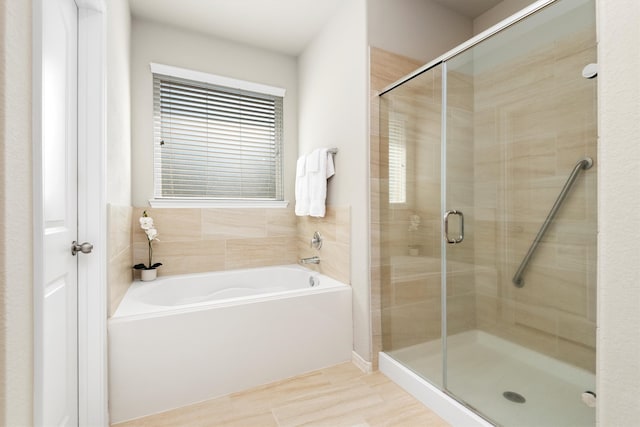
[[440, 61, 448, 391], [379, 0, 557, 97]]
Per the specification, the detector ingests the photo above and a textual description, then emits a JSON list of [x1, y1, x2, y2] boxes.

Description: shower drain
[[503, 391, 526, 403]]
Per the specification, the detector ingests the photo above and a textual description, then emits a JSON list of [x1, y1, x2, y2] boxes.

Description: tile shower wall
[[377, 64, 478, 357], [379, 72, 448, 352], [370, 48, 424, 369], [444, 70, 478, 339], [472, 28, 597, 372]]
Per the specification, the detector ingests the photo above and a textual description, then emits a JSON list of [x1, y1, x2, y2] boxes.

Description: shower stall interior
[[378, 0, 596, 425]]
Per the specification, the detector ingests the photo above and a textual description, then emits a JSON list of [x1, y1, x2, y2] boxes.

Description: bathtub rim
[[111, 264, 350, 322]]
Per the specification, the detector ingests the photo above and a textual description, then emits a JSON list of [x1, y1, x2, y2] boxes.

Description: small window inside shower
[[389, 112, 407, 204]]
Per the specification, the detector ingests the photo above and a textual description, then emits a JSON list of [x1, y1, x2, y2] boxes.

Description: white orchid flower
[[139, 216, 154, 230], [135, 211, 162, 271], [408, 214, 421, 232], [145, 228, 158, 241]]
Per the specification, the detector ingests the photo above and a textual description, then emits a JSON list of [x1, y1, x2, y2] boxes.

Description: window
[[151, 63, 285, 204], [388, 112, 407, 204]]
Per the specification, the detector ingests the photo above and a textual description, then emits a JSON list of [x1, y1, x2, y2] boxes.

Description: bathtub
[[108, 264, 353, 423]]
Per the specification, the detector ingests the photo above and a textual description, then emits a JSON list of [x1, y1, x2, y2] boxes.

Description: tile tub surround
[[106, 205, 298, 316], [296, 205, 351, 285], [130, 205, 351, 283], [131, 207, 298, 277], [108, 204, 133, 316], [105, 205, 352, 315]]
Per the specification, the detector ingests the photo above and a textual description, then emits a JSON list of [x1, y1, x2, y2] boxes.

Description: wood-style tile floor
[[112, 362, 450, 427]]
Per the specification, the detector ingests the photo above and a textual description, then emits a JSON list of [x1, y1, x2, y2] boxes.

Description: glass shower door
[[379, 66, 444, 388], [443, 0, 597, 425]]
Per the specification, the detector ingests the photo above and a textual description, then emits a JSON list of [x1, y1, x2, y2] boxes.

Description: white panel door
[[40, 0, 79, 425]]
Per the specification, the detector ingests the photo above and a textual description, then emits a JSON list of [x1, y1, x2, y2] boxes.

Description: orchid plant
[[408, 213, 421, 250], [133, 210, 163, 270], [408, 214, 421, 232]]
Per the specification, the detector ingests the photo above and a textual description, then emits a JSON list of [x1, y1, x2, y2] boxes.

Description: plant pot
[[140, 268, 157, 282]]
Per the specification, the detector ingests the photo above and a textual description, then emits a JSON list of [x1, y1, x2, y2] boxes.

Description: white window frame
[[148, 63, 288, 208]]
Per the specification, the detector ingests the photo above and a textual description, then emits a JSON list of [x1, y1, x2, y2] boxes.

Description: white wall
[[368, 0, 472, 63], [130, 19, 298, 206], [597, 0, 640, 424], [298, 0, 369, 360], [0, 0, 33, 424], [473, 0, 535, 35], [106, 0, 131, 205]]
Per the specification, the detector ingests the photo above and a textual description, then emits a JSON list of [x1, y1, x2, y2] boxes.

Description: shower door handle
[[444, 210, 464, 244]]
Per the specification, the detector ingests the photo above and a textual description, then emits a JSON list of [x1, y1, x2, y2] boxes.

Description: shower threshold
[[380, 330, 595, 427]]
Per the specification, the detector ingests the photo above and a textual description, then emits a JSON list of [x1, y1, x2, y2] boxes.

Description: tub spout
[[300, 256, 320, 265]]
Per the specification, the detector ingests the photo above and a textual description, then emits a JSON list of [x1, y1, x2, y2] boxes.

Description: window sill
[[389, 202, 409, 209], [148, 199, 290, 209]]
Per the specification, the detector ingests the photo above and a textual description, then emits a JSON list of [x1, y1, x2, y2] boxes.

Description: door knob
[[71, 241, 93, 256]]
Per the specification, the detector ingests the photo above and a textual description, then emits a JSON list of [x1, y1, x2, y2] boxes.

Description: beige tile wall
[[108, 204, 133, 316], [131, 207, 298, 277], [444, 70, 478, 340], [371, 48, 424, 369], [379, 74, 447, 352], [297, 206, 351, 285], [377, 66, 478, 356], [371, 48, 452, 368], [472, 28, 597, 372]]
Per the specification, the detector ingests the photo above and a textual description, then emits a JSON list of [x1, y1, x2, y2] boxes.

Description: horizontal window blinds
[[153, 74, 283, 200], [388, 114, 407, 204]]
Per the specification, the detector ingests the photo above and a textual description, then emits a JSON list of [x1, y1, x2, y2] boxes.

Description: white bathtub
[[108, 264, 353, 423]]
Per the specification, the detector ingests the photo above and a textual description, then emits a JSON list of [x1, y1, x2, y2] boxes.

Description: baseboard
[[352, 351, 372, 373]]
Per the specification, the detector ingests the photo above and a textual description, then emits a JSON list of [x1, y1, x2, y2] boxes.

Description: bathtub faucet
[[300, 256, 320, 265]]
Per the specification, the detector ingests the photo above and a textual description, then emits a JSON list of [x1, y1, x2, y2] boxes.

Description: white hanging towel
[[308, 148, 335, 217], [294, 155, 309, 216]]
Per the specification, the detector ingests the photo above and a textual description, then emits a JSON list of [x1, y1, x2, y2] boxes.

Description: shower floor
[[387, 330, 595, 426]]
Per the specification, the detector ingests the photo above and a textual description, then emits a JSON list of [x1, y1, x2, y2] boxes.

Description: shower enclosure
[[378, 0, 596, 425]]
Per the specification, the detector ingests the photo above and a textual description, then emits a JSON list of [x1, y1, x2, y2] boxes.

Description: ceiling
[[128, 0, 344, 56], [129, 0, 505, 56], [431, 0, 504, 18]]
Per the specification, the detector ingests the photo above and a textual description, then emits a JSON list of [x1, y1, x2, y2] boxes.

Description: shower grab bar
[[512, 157, 593, 288]]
